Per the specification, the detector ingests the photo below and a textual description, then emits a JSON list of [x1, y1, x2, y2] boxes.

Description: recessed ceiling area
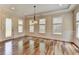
[[0, 4, 70, 17]]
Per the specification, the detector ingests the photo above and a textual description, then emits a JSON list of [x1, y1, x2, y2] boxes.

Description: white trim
[[27, 5, 77, 17]]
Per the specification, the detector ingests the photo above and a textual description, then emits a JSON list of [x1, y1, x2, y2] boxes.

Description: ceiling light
[[32, 5, 38, 25]]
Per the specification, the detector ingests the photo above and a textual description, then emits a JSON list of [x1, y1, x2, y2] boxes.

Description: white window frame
[[29, 19, 34, 32], [39, 18, 46, 33], [76, 12, 79, 39], [52, 16, 62, 35], [18, 19, 23, 33]]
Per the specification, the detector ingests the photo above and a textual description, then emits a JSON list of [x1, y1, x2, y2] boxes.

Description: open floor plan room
[[0, 4, 79, 55]]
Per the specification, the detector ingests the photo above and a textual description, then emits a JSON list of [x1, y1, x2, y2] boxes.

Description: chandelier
[[32, 5, 38, 24]]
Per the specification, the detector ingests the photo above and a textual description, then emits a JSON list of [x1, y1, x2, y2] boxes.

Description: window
[[39, 18, 46, 33], [29, 19, 34, 32], [76, 12, 79, 39], [5, 18, 12, 37], [52, 16, 62, 34], [18, 19, 23, 33]]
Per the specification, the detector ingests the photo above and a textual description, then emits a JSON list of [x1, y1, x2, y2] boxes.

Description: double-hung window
[[76, 12, 79, 39], [18, 19, 23, 33], [52, 16, 62, 34], [29, 19, 34, 32], [39, 18, 46, 33]]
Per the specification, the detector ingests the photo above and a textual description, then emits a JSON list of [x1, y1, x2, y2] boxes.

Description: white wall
[[63, 12, 73, 42]]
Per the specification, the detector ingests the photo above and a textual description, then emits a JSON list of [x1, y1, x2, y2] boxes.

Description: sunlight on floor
[[5, 41, 12, 55]]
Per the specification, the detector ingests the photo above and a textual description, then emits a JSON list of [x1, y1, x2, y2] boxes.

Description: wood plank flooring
[[0, 36, 79, 55]]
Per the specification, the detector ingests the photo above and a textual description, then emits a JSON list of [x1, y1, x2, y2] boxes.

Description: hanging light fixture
[[32, 5, 38, 24]]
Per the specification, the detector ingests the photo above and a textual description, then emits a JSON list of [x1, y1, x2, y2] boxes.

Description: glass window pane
[[29, 25, 34, 32], [29, 19, 34, 32], [18, 26, 23, 33], [18, 19, 23, 33], [76, 12, 79, 39], [18, 19, 23, 25], [5, 18, 12, 37], [76, 23, 79, 38], [39, 18, 46, 24], [53, 17, 62, 24], [29, 19, 33, 25], [39, 25, 45, 33], [53, 24, 62, 34], [76, 12, 79, 21]]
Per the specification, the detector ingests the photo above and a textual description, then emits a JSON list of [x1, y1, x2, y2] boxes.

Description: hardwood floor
[[0, 36, 79, 55]]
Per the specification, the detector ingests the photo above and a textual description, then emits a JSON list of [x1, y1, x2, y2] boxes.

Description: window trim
[[29, 19, 34, 33], [18, 19, 23, 33], [39, 18, 46, 33], [52, 16, 63, 35], [76, 12, 79, 39]]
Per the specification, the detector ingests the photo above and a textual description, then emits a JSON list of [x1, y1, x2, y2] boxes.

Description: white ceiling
[[0, 4, 70, 17]]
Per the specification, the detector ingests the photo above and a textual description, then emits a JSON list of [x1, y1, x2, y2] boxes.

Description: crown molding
[[26, 4, 77, 18]]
